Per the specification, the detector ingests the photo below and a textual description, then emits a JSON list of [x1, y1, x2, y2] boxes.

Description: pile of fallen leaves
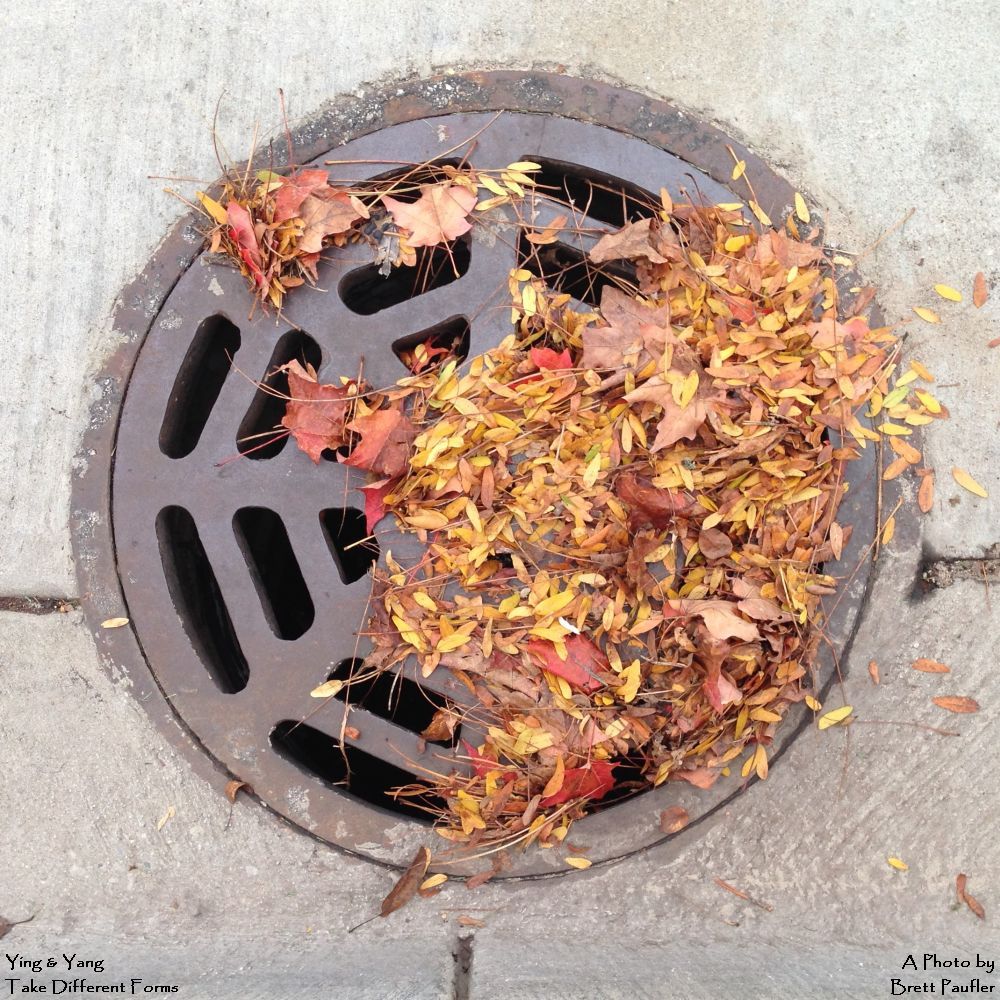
[[260, 160, 961, 860]]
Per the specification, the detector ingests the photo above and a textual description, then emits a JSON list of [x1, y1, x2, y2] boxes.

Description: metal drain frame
[[72, 71, 878, 877]]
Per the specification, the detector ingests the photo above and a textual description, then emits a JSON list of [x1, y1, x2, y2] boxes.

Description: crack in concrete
[[452, 934, 474, 1000], [920, 543, 1000, 591], [0, 596, 79, 615]]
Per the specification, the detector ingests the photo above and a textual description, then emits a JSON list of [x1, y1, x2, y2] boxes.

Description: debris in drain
[[250, 161, 956, 857]]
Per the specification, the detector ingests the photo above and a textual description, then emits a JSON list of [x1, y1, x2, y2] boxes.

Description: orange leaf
[[912, 658, 950, 673], [917, 471, 935, 513], [931, 696, 980, 714], [382, 183, 477, 247], [973, 272, 988, 308], [868, 660, 880, 685], [659, 805, 690, 834]]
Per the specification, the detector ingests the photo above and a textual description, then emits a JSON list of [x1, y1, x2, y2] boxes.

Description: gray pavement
[[2, 2, 999, 998]]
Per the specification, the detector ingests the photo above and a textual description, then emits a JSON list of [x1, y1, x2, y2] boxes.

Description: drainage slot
[[237, 330, 322, 459], [159, 315, 240, 458], [330, 658, 458, 743], [392, 316, 471, 373], [233, 508, 314, 640], [526, 156, 657, 227], [519, 234, 636, 307], [270, 720, 439, 821], [320, 507, 379, 584], [339, 238, 471, 315], [155, 506, 249, 693]]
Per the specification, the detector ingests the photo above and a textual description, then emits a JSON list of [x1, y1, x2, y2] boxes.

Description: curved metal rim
[[70, 70, 877, 877]]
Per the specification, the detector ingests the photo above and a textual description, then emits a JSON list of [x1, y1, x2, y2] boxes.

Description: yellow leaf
[[437, 632, 472, 653], [413, 592, 438, 612], [888, 857, 909, 871], [479, 175, 506, 197], [817, 705, 853, 730], [934, 283, 962, 302], [310, 679, 344, 698], [196, 191, 228, 225], [725, 234, 749, 253], [420, 873, 448, 890], [582, 450, 602, 489], [617, 660, 641, 703], [880, 515, 895, 545], [749, 200, 772, 227], [914, 390, 941, 414], [804, 695, 822, 711], [534, 590, 576, 618], [794, 192, 810, 223], [100, 617, 129, 629], [912, 306, 940, 324], [505, 161, 541, 172], [731, 160, 746, 180], [952, 467, 987, 498], [565, 856, 592, 870]]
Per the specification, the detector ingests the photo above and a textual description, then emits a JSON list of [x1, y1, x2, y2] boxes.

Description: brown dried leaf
[[912, 658, 950, 674], [931, 696, 980, 714], [698, 527, 733, 560], [297, 190, 364, 254], [381, 846, 431, 918], [918, 470, 935, 513], [457, 915, 487, 927], [343, 406, 417, 479], [868, 660, 880, 685], [973, 272, 988, 308], [0, 915, 34, 940], [589, 218, 668, 264], [659, 805, 690, 834], [957, 873, 986, 919], [224, 779, 252, 803]]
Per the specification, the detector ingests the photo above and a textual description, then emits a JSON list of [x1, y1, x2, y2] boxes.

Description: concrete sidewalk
[[2, 2, 998, 998]]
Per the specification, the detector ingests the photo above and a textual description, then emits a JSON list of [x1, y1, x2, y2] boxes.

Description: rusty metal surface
[[72, 73, 876, 877]]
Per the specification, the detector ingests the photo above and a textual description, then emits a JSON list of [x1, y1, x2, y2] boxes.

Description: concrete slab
[[3, 2, 1000, 998], [2, 0, 998, 596]]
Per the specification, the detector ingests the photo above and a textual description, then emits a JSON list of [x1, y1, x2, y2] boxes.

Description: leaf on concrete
[[931, 696, 980, 714], [658, 805, 690, 834], [952, 467, 988, 498], [912, 658, 950, 673], [956, 873, 986, 920], [224, 779, 252, 803], [380, 846, 431, 918], [973, 272, 988, 308]]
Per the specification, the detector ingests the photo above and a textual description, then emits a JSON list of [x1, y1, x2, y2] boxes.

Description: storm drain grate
[[75, 73, 877, 875]]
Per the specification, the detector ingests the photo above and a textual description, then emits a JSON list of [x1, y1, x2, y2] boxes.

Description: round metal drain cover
[[74, 73, 876, 875]]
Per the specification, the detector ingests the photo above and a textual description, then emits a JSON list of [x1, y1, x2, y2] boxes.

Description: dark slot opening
[[339, 237, 471, 315], [392, 315, 471, 373], [237, 330, 322, 459], [233, 508, 314, 640], [270, 720, 441, 822], [518, 232, 637, 307], [159, 315, 241, 458], [588, 756, 648, 810], [329, 658, 458, 744], [525, 156, 657, 227], [320, 507, 379, 584], [155, 506, 249, 693]]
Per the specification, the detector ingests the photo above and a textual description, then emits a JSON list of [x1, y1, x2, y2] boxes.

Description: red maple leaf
[[226, 201, 264, 288], [280, 360, 354, 463], [272, 169, 332, 223], [614, 472, 696, 530], [342, 406, 417, 479], [540, 760, 618, 806], [530, 346, 573, 371], [526, 635, 609, 693], [358, 476, 398, 534]]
